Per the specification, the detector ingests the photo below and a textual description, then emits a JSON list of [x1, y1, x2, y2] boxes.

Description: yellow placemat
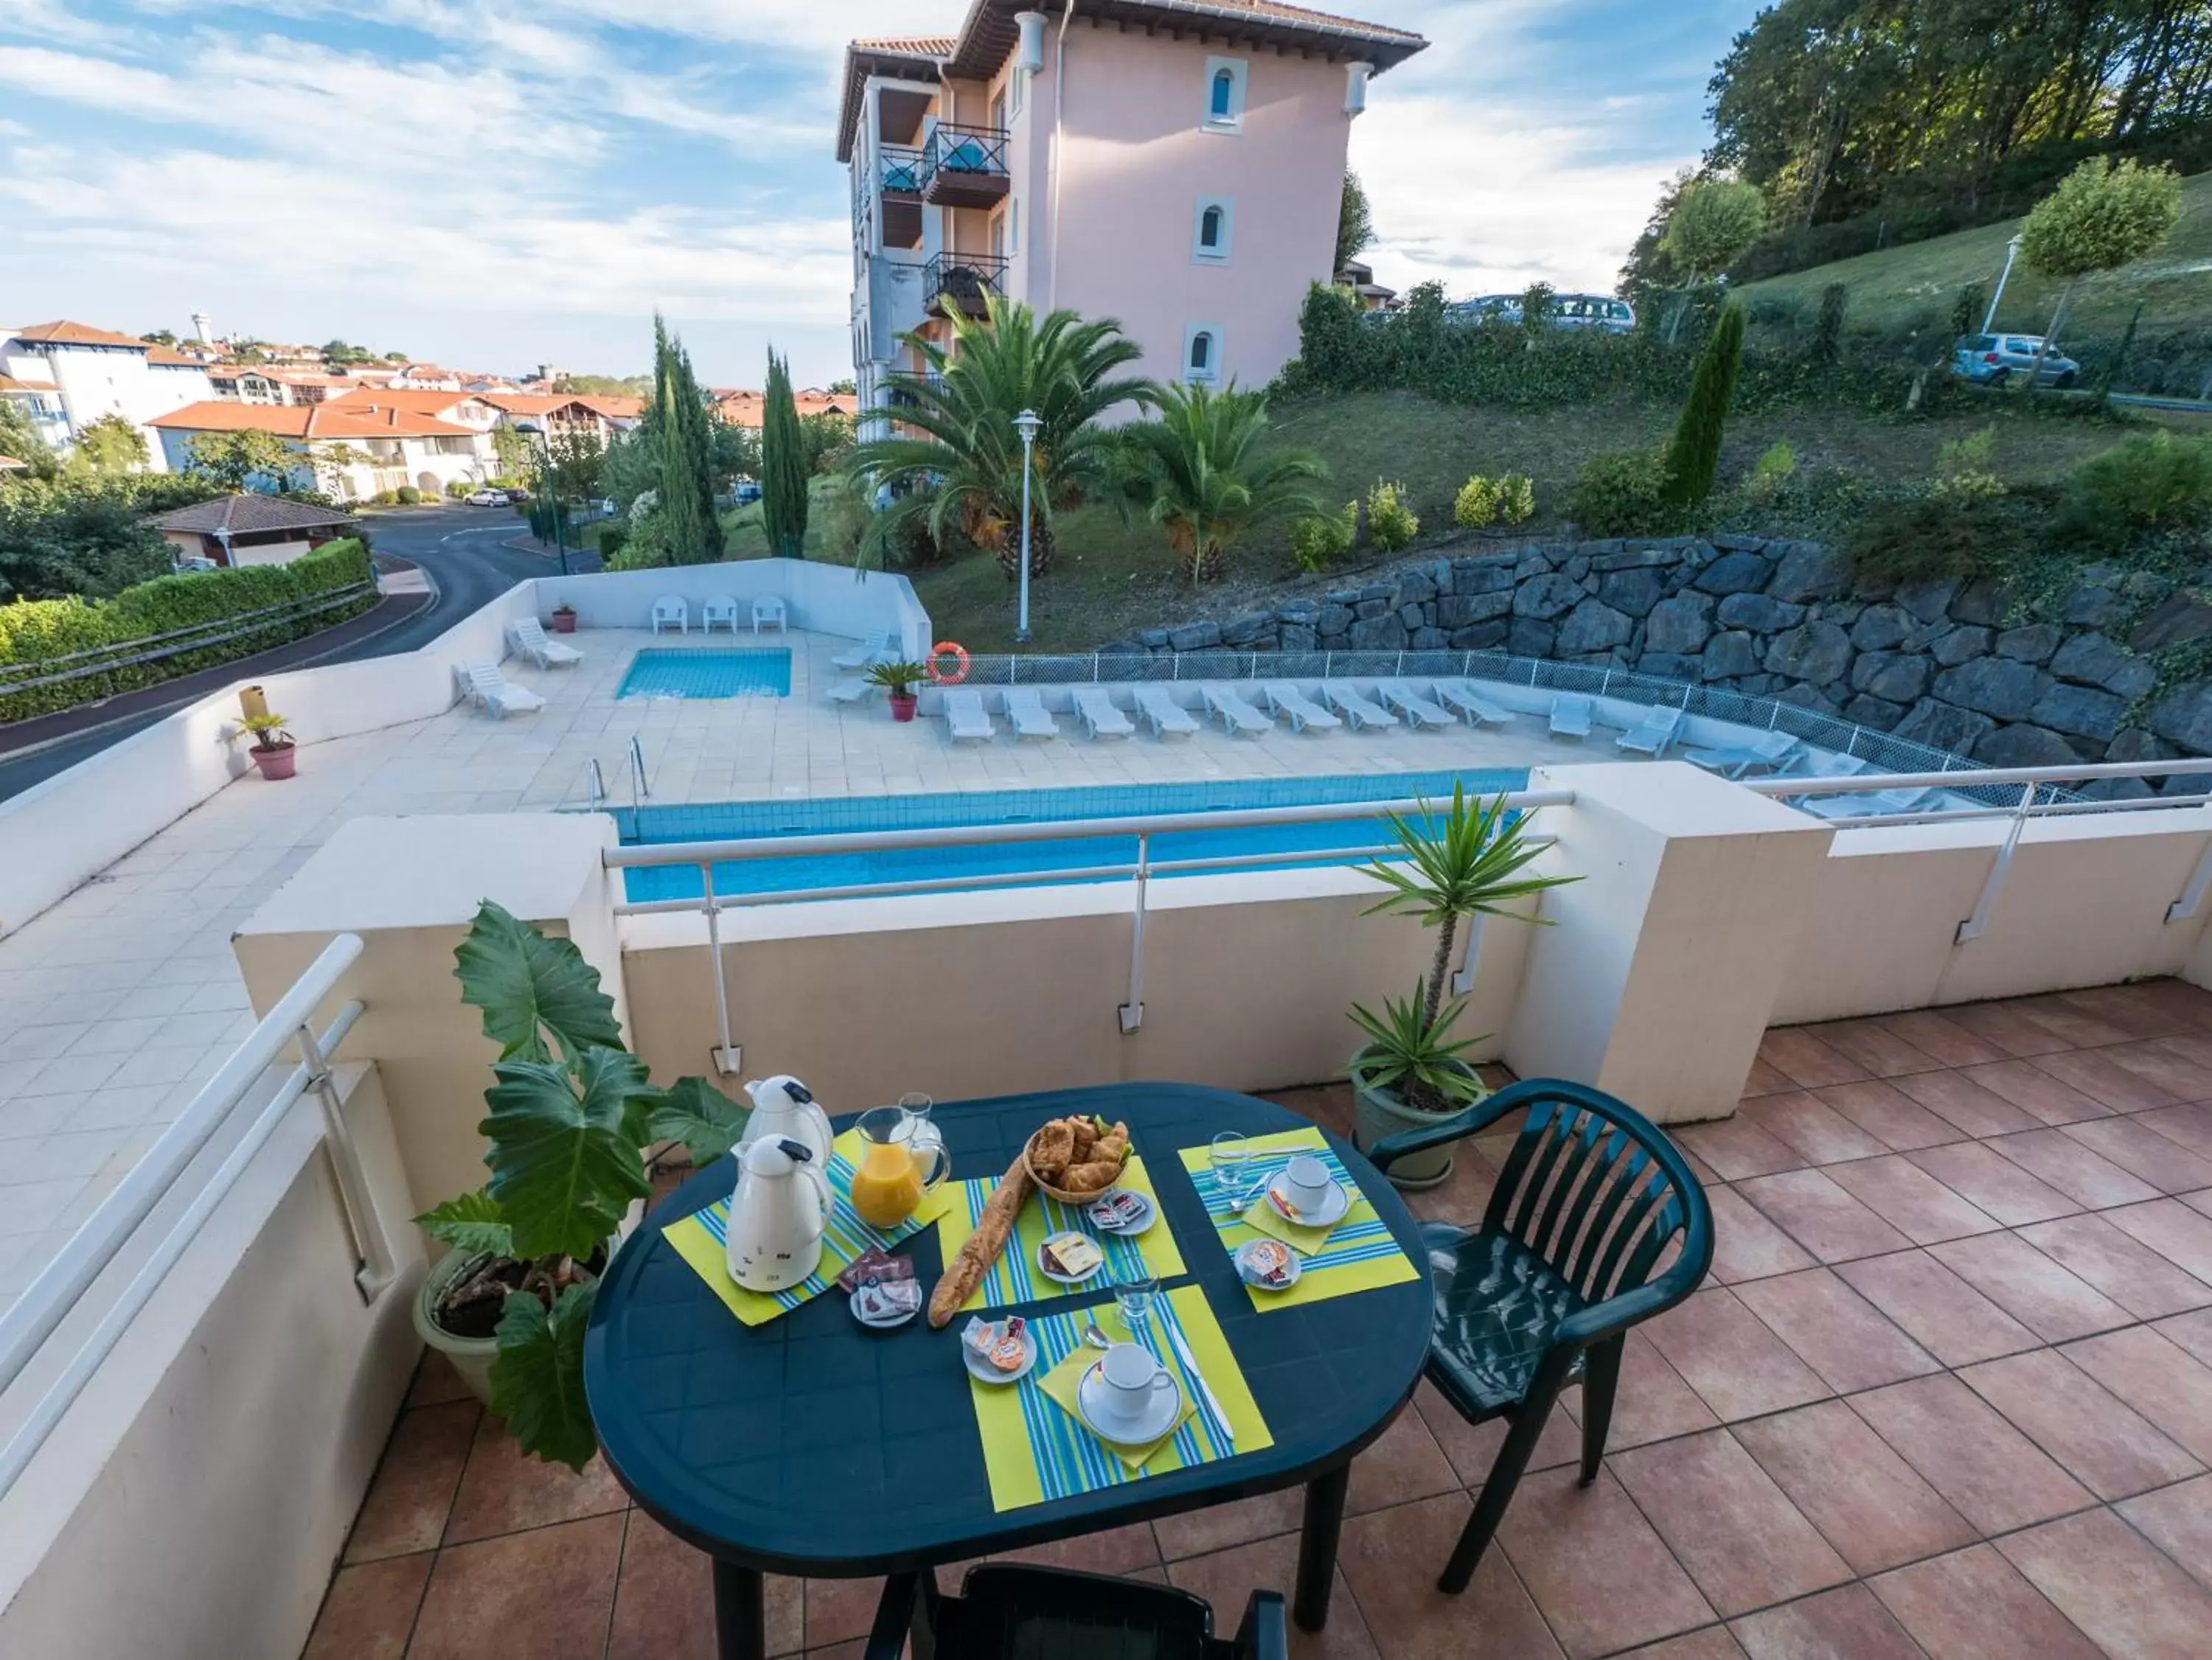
[[970, 1285, 1272, 1511], [1178, 1127, 1422, 1312], [665, 1129, 951, 1327], [935, 1153, 1186, 1312], [1034, 1345, 1194, 1473]]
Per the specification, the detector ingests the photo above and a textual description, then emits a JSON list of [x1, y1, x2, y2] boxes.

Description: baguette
[[928, 1149, 1034, 1328]]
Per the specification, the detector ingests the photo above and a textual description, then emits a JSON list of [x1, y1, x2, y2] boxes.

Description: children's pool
[[616, 649, 792, 700]]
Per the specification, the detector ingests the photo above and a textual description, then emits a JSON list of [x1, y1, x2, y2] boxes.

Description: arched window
[[1204, 58, 1245, 128], [1189, 332, 1213, 372], [1210, 69, 1234, 118], [1200, 206, 1222, 248]]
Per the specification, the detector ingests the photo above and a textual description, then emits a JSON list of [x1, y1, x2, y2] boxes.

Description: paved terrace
[[305, 986, 2212, 1660], [0, 629, 1630, 1311]]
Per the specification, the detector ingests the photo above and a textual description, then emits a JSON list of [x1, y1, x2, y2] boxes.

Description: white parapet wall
[[535, 560, 931, 660]]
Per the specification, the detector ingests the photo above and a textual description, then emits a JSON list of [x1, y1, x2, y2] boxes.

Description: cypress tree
[[1661, 303, 1745, 510], [647, 314, 723, 565], [761, 350, 810, 559]]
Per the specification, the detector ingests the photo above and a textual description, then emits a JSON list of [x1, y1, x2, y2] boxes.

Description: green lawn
[[1735, 171, 2212, 343]]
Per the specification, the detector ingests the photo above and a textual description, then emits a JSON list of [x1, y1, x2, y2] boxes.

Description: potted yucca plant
[[1350, 784, 1579, 1187], [866, 660, 928, 722], [240, 711, 297, 780]]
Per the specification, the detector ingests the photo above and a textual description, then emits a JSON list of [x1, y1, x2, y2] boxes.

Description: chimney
[[1345, 61, 1373, 115], [1015, 11, 1046, 73]]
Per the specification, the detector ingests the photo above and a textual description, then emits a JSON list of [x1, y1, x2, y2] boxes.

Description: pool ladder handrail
[[627, 735, 652, 814], [583, 758, 605, 814]]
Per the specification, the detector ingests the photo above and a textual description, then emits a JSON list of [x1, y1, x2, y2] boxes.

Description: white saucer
[[1076, 1360, 1183, 1445], [1037, 1232, 1107, 1285], [961, 1328, 1037, 1386], [849, 1287, 919, 1328], [1265, 1170, 1350, 1229], [1085, 1188, 1156, 1236], [1234, 1238, 1304, 1292]]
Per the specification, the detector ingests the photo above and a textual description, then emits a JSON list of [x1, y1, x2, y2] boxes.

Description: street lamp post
[[1982, 235, 2023, 335], [1012, 408, 1041, 645], [512, 419, 569, 575]]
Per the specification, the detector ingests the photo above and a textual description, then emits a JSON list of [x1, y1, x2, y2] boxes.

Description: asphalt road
[[0, 505, 579, 802]]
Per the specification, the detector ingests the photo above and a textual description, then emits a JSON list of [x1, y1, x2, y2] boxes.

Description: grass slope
[[1736, 172, 2212, 342]]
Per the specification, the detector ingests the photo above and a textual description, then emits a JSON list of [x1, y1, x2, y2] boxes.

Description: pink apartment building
[[836, 0, 1426, 433]]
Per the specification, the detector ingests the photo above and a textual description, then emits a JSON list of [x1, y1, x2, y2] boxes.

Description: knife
[[1164, 1322, 1234, 1448]]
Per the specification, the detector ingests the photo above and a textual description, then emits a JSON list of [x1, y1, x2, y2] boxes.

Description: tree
[[1335, 170, 1375, 274], [1116, 383, 1328, 584], [0, 400, 58, 480], [186, 428, 299, 491], [1661, 304, 1747, 510], [844, 297, 1155, 580], [141, 329, 178, 348], [1659, 179, 1765, 341], [760, 352, 810, 559], [309, 442, 372, 496], [2017, 156, 2182, 384], [706, 416, 760, 494], [492, 422, 535, 483], [825, 377, 857, 395], [70, 414, 148, 476], [647, 315, 722, 564]]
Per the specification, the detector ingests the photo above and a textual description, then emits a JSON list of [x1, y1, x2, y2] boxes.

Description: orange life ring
[[927, 641, 971, 685]]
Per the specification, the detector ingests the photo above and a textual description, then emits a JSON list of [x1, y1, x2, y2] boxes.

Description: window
[[1183, 324, 1221, 382], [1008, 67, 1026, 117], [1203, 57, 1246, 131], [1010, 197, 1021, 255], [1191, 196, 1234, 264]]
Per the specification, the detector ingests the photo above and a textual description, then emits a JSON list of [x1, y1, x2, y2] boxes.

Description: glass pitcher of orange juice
[[848, 1098, 950, 1230]]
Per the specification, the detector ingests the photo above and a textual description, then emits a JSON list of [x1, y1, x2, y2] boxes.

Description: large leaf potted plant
[[1350, 785, 1579, 1188], [411, 899, 749, 1469], [866, 659, 928, 722]]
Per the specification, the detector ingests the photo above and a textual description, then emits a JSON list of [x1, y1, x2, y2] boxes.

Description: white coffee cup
[[1096, 1342, 1176, 1426], [1281, 1154, 1336, 1216]]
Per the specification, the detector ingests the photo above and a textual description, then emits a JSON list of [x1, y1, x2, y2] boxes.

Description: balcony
[[881, 367, 943, 410], [922, 122, 1010, 209], [878, 143, 925, 200], [924, 251, 1009, 320]]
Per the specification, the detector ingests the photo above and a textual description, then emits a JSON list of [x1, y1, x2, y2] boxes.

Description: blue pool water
[[618, 770, 1529, 904], [617, 649, 791, 700]]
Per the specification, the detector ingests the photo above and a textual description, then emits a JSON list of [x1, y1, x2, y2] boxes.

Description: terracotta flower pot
[[251, 743, 297, 781], [551, 610, 577, 635], [889, 692, 918, 723]]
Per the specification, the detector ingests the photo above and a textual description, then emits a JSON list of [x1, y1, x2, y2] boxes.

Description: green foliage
[[492, 421, 536, 482], [799, 409, 855, 477], [2020, 158, 2183, 282], [1933, 426, 2006, 501], [1569, 449, 1676, 537], [0, 537, 372, 721], [395, 485, 424, 505], [186, 428, 300, 491], [1661, 304, 1747, 509], [488, 1282, 598, 1473], [0, 400, 56, 479], [1663, 180, 1767, 282], [647, 1077, 752, 1165], [1747, 439, 1798, 503], [1453, 473, 1535, 530], [1520, 283, 1555, 335], [480, 1048, 655, 1262], [72, 413, 148, 475], [1116, 382, 1327, 583], [2065, 430, 2212, 545], [1290, 501, 1357, 572], [865, 658, 928, 696], [1348, 990, 1485, 1113], [1952, 282, 1987, 339], [238, 711, 292, 748], [416, 1190, 515, 1258], [1365, 479, 1419, 551], [761, 351, 810, 558], [1809, 283, 1848, 366], [444, 479, 473, 499], [1846, 485, 2055, 586], [0, 471, 215, 599], [453, 898, 625, 1064], [650, 315, 723, 565], [2093, 300, 2144, 405], [1335, 169, 1374, 273]]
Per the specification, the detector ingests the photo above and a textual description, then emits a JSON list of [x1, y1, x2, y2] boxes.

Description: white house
[[0, 320, 215, 470], [147, 400, 495, 501]]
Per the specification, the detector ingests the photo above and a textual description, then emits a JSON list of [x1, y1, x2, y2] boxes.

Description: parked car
[[1445, 293, 1634, 334], [171, 557, 220, 573], [504, 487, 532, 503], [1952, 334, 2080, 387], [732, 480, 762, 504], [465, 488, 507, 506]]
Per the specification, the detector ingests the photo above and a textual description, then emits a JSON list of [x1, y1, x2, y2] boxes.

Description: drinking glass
[[1115, 1272, 1161, 1331], [1209, 1131, 1252, 1213]]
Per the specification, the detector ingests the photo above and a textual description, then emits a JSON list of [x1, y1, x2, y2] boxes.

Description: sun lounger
[[1071, 686, 1135, 739], [650, 596, 687, 634], [941, 686, 994, 742], [751, 596, 787, 636], [1684, 730, 1802, 778], [825, 677, 876, 705], [1202, 685, 1273, 736], [1262, 683, 1341, 733], [1549, 693, 1593, 738], [510, 617, 581, 669], [1801, 786, 1940, 819], [700, 594, 740, 634], [1377, 682, 1454, 729], [833, 631, 894, 669], [1003, 686, 1062, 739], [1132, 685, 1200, 738], [1616, 705, 1686, 756], [1321, 683, 1394, 729], [462, 663, 545, 719], [1432, 680, 1513, 725]]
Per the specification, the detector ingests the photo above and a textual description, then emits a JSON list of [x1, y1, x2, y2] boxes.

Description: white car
[[465, 488, 508, 506]]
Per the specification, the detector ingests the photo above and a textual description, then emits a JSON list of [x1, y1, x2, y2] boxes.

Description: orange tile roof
[[0, 374, 60, 393], [852, 35, 956, 55], [712, 388, 858, 428], [0, 455, 26, 471], [574, 394, 645, 419], [146, 346, 214, 367], [148, 400, 479, 439], [9, 320, 149, 350]]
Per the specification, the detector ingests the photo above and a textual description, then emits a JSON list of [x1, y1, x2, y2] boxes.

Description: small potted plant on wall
[[240, 712, 298, 780], [1349, 784, 1579, 1188], [550, 602, 578, 635], [411, 900, 750, 1467], [866, 659, 928, 722]]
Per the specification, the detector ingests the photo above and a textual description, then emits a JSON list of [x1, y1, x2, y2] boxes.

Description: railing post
[[2168, 829, 2212, 924], [1957, 781, 2038, 944], [703, 862, 741, 1075], [298, 1017, 396, 1302], [1449, 912, 1486, 998], [1119, 833, 1149, 1034]]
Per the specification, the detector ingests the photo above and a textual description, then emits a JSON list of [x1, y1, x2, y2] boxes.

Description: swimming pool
[[616, 770, 1529, 904], [617, 649, 792, 700]]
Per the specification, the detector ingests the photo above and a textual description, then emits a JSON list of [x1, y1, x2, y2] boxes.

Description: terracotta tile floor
[[305, 983, 2212, 1659]]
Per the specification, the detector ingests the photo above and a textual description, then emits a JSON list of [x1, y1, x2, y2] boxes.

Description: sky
[[0, 0, 1748, 386]]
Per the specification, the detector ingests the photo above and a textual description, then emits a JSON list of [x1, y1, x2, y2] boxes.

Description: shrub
[[1568, 450, 1675, 537], [1809, 283, 1848, 367], [595, 522, 628, 562], [1933, 427, 2006, 501], [1291, 501, 1357, 571], [1661, 304, 1746, 509], [1847, 487, 2054, 587], [1494, 473, 1534, 524], [1453, 476, 1496, 529], [396, 485, 425, 505], [1366, 481, 1419, 551], [444, 480, 473, 499], [2066, 430, 2212, 542], [1747, 440, 1797, 503]]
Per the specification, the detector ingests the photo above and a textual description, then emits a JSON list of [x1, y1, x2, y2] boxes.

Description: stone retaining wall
[[1102, 534, 2208, 775]]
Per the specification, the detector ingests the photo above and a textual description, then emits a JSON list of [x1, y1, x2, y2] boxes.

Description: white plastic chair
[[1321, 683, 1394, 730], [1616, 705, 1686, 756], [942, 686, 995, 742], [1685, 730, 1801, 778], [1202, 685, 1273, 736], [834, 631, 894, 669], [462, 663, 545, 719], [1072, 686, 1135, 739], [1132, 686, 1200, 738], [1262, 684, 1341, 733], [1549, 693, 1593, 738], [1433, 680, 1513, 726], [1377, 682, 1454, 729], [1004, 687, 1061, 739], [510, 618, 581, 669], [651, 596, 687, 635], [701, 595, 740, 635], [826, 678, 877, 705], [751, 596, 787, 636]]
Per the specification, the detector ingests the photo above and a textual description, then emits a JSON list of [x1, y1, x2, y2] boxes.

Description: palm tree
[[846, 297, 1155, 579], [1116, 382, 1327, 584]]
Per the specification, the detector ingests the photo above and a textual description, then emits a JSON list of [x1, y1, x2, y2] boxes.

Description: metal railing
[[878, 143, 925, 195], [605, 789, 1576, 1071], [923, 122, 1010, 184], [923, 252, 1010, 315], [0, 934, 382, 1499]]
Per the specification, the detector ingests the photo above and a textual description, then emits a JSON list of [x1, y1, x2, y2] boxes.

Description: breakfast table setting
[[584, 1078, 1436, 1660]]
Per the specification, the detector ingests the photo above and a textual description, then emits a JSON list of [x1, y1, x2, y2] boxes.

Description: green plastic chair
[[1371, 1078, 1714, 1594], [871, 1564, 1287, 1660]]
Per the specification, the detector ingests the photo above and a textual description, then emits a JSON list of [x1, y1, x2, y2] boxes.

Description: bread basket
[[1021, 1133, 1129, 1205]]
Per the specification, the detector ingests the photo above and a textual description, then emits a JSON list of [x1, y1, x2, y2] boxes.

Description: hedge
[[0, 538, 376, 723]]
